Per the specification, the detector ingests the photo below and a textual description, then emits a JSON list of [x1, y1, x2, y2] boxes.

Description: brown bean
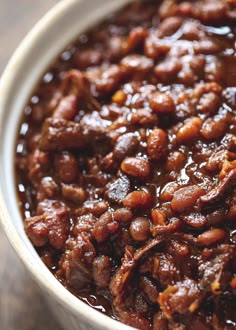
[[113, 208, 133, 224], [149, 92, 175, 114], [145, 35, 170, 59], [165, 151, 185, 172], [197, 92, 220, 114], [151, 209, 167, 225], [121, 54, 154, 74], [201, 116, 228, 141], [131, 108, 159, 126], [154, 58, 182, 83], [157, 17, 183, 38], [61, 184, 86, 204], [147, 129, 168, 161], [130, 217, 150, 241], [176, 117, 202, 143], [198, 1, 227, 23], [121, 157, 151, 178], [197, 228, 226, 246], [171, 185, 205, 213], [182, 213, 207, 228], [123, 190, 153, 209], [160, 182, 179, 202], [55, 151, 78, 183], [124, 27, 149, 53], [194, 40, 221, 55], [113, 133, 139, 161]]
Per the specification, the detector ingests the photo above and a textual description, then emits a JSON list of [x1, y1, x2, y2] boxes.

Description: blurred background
[[0, 1, 63, 329]]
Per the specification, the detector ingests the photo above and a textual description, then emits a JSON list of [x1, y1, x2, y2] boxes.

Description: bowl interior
[[0, 0, 133, 329]]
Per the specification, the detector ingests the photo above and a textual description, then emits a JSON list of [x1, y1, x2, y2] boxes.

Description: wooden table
[[0, 1, 63, 329]]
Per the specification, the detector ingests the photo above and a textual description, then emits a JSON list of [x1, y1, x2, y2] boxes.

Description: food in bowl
[[15, 0, 236, 328]]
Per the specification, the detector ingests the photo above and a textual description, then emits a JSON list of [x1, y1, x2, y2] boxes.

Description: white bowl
[[0, 1, 134, 329]]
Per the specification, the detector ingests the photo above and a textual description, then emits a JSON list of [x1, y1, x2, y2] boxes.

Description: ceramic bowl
[[0, 1, 133, 329]]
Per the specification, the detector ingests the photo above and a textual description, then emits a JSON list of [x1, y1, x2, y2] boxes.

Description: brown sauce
[[15, 1, 236, 329]]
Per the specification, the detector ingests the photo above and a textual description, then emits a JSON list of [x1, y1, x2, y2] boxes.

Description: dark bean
[[55, 151, 78, 183], [130, 217, 150, 241]]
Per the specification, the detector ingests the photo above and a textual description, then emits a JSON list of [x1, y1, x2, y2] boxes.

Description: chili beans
[[15, 0, 236, 328]]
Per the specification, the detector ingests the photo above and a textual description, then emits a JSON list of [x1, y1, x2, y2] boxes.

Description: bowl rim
[[0, 1, 133, 329]]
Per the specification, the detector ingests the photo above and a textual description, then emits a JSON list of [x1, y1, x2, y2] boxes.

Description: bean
[[198, 1, 227, 23], [123, 190, 153, 209], [201, 116, 228, 141], [147, 129, 168, 161], [171, 185, 205, 213], [61, 184, 86, 204], [145, 35, 170, 59], [149, 92, 175, 114], [121, 157, 151, 178], [165, 151, 185, 172], [113, 208, 133, 224], [55, 151, 78, 183], [154, 58, 182, 83], [182, 213, 207, 228], [197, 228, 226, 246], [157, 17, 183, 38], [112, 90, 127, 105], [176, 117, 202, 143], [121, 54, 154, 74], [194, 40, 221, 55], [113, 133, 139, 161], [124, 27, 149, 53], [130, 217, 150, 241], [151, 209, 167, 225], [197, 92, 220, 114], [160, 182, 179, 202]]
